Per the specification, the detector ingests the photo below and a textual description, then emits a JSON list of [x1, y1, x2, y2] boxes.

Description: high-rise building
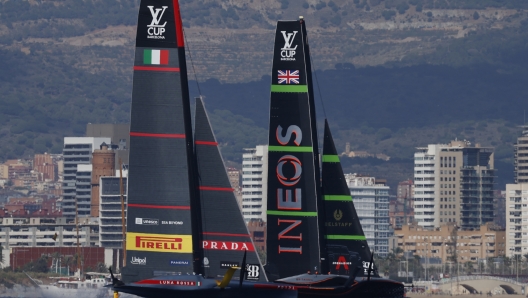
[[62, 137, 111, 218], [241, 145, 268, 222], [514, 125, 528, 184], [99, 175, 127, 248], [505, 184, 528, 258], [76, 164, 92, 217], [345, 174, 390, 257], [91, 143, 116, 217], [414, 140, 495, 230]]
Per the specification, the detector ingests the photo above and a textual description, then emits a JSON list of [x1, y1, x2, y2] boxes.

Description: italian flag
[[143, 49, 169, 65]]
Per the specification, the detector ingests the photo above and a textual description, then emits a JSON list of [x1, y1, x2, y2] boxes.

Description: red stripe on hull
[[128, 203, 190, 210], [173, 0, 184, 47], [130, 132, 185, 138], [253, 284, 297, 290], [195, 141, 218, 146], [133, 66, 180, 72], [199, 186, 234, 192], [202, 232, 250, 237]]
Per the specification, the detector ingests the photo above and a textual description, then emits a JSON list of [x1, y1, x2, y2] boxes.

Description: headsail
[[266, 20, 321, 279], [122, 0, 199, 283], [321, 120, 378, 277], [194, 98, 266, 281]]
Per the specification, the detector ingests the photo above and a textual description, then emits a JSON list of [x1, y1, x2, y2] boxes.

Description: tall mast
[[119, 159, 126, 268], [75, 200, 81, 277], [300, 17, 326, 274]]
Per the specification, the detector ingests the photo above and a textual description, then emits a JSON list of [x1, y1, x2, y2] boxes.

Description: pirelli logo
[[126, 232, 193, 253]]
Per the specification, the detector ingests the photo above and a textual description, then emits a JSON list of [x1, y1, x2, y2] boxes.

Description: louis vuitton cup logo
[[147, 6, 168, 39], [280, 31, 298, 61]]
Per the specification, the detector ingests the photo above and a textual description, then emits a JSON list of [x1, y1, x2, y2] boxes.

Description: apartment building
[[0, 216, 99, 249], [514, 125, 528, 184], [394, 222, 505, 264], [241, 145, 268, 222], [345, 174, 391, 257], [62, 137, 110, 218], [505, 184, 528, 258], [99, 176, 127, 248], [414, 140, 495, 230]]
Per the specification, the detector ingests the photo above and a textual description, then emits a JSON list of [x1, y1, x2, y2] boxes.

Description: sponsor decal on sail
[[220, 261, 239, 269], [131, 256, 146, 265], [147, 6, 168, 39], [280, 31, 298, 61], [169, 260, 190, 266], [363, 261, 373, 275], [333, 209, 343, 221], [202, 241, 255, 251], [161, 220, 183, 225], [143, 49, 169, 65], [135, 217, 159, 225], [278, 70, 299, 84], [126, 232, 192, 253], [333, 256, 351, 270], [325, 209, 352, 227], [246, 264, 260, 280]]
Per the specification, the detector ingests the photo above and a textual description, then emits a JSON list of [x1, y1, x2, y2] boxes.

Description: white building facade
[[62, 137, 111, 218], [505, 184, 528, 258], [241, 145, 268, 222], [414, 145, 439, 229], [345, 174, 391, 257], [414, 140, 495, 230], [99, 175, 127, 248]]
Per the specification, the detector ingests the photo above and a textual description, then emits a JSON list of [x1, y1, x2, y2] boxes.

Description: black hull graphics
[[113, 275, 296, 298], [297, 279, 404, 298], [276, 274, 404, 298]]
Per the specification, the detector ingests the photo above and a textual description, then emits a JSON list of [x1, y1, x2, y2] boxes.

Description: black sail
[[266, 20, 321, 279], [321, 120, 378, 277], [123, 0, 199, 283], [194, 98, 266, 281]]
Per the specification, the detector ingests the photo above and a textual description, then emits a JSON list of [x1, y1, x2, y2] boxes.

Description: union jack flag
[[278, 70, 300, 84]]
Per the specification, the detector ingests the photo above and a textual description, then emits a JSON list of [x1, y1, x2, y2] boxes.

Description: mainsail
[[266, 20, 321, 278], [122, 0, 200, 283], [321, 120, 378, 277], [194, 98, 266, 281]]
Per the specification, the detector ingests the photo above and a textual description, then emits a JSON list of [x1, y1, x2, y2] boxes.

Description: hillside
[[0, 0, 527, 192]]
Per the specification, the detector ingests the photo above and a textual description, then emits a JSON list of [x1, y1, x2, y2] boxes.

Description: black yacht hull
[[276, 274, 404, 298], [112, 275, 297, 298], [296, 279, 404, 298]]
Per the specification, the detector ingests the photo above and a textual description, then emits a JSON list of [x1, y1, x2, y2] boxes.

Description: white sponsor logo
[[131, 256, 146, 265], [363, 261, 373, 274], [161, 220, 183, 225], [135, 218, 159, 225], [246, 264, 260, 280], [280, 31, 298, 61], [147, 6, 168, 39]]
